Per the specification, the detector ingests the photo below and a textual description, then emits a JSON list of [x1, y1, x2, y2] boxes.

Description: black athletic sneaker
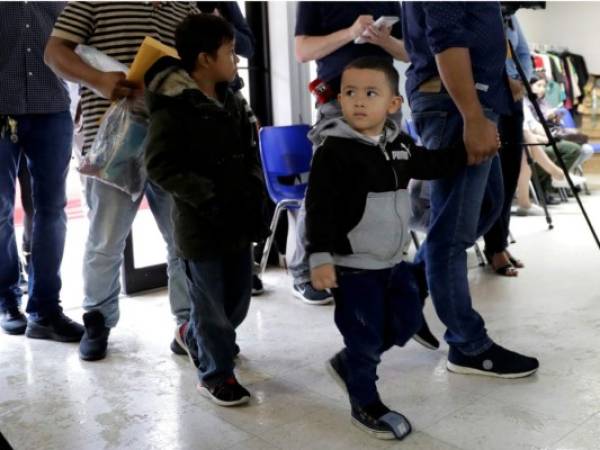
[[25, 311, 84, 342], [174, 321, 200, 367], [326, 351, 349, 392], [351, 401, 412, 441], [447, 343, 539, 378], [412, 318, 440, 350], [197, 376, 251, 406], [1, 307, 27, 335], [251, 275, 264, 296], [170, 337, 187, 355], [79, 311, 110, 361]]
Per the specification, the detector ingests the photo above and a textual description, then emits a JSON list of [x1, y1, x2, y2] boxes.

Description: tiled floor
[[1, 192, 600, 450]]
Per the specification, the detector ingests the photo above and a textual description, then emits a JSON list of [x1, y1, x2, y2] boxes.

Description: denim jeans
[[332, 263, 421, 407], [82, 178, 189, 327], [184, 247, 252, 385], [0, 111, 72, 318], [411, 91, 503, 355]]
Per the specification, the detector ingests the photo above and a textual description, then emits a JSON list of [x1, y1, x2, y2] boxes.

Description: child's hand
[[311, 264, 338, 291]]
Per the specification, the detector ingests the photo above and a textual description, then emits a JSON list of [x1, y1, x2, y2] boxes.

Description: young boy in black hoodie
[[144, 14, 268, 406], [305, 57, 471, 440]]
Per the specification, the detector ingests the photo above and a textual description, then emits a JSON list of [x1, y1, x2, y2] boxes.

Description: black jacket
[[144, 57, 269, 259], [305, 118, 465, 270]]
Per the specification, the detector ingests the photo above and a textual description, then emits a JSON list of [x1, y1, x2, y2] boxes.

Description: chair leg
[[259, 203, 286, 276], [410, 230, 420, 250], [473, 242, 486, 267], [509, 230, 516, 244]]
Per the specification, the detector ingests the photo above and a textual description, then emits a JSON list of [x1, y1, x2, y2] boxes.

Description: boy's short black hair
[[175, 13, 235, 72], [343, 57, 400, 96]]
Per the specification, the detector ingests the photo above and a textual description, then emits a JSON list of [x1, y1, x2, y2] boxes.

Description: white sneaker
[[551, 174, 586, 188], [514, 204, 546, 217]]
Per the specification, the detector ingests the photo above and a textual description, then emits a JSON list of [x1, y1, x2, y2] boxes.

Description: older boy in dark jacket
[[144, 14, 268, 406]]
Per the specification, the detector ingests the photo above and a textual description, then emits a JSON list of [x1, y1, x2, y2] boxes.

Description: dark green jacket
[[144, 57, 269, 259]]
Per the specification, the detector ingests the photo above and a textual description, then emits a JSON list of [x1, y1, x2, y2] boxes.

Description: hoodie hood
[[308, 116, 401, 148], [144, 56, 230, 112]]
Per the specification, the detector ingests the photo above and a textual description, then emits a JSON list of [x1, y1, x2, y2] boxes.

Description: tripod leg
[[527, 148, 554, 230]]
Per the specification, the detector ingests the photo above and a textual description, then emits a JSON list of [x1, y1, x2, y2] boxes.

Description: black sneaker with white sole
[[251, 275, 264, 296], [1, 307, 27, 335], [170, 337, 187, 355], [447, 343, 539, 378], [26, 311, 84, 343], [174, 322, 200, 367], [197, 376, 250, 406], [351, 401, 412, 441], [292, 282, 333, 305], [326, 351, 349, 392], [412, 318, 440, 350]]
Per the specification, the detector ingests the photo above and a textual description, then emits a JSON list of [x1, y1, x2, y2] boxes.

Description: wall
[[517, 2, 600, 74]]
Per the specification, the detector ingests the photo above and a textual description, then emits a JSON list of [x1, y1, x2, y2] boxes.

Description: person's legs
[[82, 177, 143, 327], [20, 112, 73, 319], [185, 254, 244, 386], [332, 268, 389, 408], [145, 181, 190, 325], [411, 92, 497, 355], [483, 109, 524, 273], [0, 128, 23, 315], [223, 246, 253, 331], [516, 153, 534, 209]]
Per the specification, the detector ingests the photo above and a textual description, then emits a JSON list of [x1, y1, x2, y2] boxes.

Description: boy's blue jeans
[[410, 91, 503, 355], [332, 263, 422, 407], [184, 247, 252, 386], [0, 112, 72, 318]]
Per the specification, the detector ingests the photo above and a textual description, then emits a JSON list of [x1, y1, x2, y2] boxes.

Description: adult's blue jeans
[[83, 178, 189, 327], [410, 91, 503, 355], [0, 111, 73, 318], [184, 247, 252, 386]]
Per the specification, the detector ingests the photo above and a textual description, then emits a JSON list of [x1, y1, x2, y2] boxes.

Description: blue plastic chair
[[258, 124, 313, 274]]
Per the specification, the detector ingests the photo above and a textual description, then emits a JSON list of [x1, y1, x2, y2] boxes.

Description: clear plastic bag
[[74, 45, 148, 200], [78, 99, 148, 201], [75, 45, 128, 97]]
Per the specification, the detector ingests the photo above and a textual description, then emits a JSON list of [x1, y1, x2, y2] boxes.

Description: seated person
[[305, 57, 468, 440], [523, 76, 588, 195]]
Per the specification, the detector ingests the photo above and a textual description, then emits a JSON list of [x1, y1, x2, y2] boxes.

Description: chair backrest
[[259, 124, 313, 204], [558, 107, 577, 128]]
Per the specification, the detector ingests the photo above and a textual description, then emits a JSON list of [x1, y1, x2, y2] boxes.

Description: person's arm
[[305, 146, 340, 290], [422, 3, 499, 165], [44, 37, 139, 100], [145, 108, 216, 208], [218, 2, 255, 59], [295, 15, 374, 63], [361, 25, 408, 62]]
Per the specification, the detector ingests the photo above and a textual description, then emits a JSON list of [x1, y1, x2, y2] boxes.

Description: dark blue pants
[[0, 111, 73, 318], [332, 263, 422, 407], [483, 104, 525, 254], [184, 247, 252, 386]]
